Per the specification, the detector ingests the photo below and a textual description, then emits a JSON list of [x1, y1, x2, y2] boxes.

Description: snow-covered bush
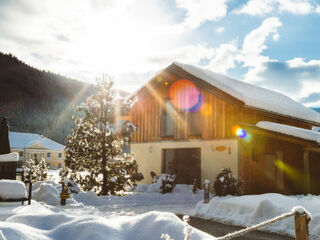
[[23, 157, 48, 183], [213, 168, 242, 196], [151, 172, 176, 194]]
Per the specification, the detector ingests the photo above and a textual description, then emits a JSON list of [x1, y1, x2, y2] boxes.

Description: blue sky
[[1, 0, 320, 107]]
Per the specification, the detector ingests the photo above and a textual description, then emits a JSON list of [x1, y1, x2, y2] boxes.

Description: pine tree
[[23, 157, 48, 183], [213, 168, 242, 196], [63, 78, 143, 195]]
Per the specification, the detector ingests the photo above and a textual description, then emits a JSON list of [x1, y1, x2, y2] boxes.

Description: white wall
[[131, 139, 238, 185]]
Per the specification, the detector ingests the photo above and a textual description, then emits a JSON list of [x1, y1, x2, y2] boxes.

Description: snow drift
[[0, 202, 214, 240], [193, 193, 320, 239]]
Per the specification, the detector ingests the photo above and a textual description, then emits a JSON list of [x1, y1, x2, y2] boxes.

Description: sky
[[1, 0, 320, 107]]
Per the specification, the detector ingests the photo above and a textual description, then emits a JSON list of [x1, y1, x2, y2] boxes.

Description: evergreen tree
[[213, 168, 242, 196], [63, 78, 143, 195], [23, 157, 48, 183]]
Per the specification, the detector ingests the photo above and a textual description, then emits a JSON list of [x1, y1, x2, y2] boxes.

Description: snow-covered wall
[[131, 139, 238, 184]]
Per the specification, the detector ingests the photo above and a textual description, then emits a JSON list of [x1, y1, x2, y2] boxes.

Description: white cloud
[[316, 6, 320, 13], [0, 0, 214, 91], [176, 0, 229, 28], [148, 44, 215, 67], [278, 0, 313, 14], [215, 27, 225, 33], [235, 0, 316, 16], [235, 0, 274, 16], [207, 43, 238, 74], [205, 17, 281, 76], [240, 17, 282, 67]]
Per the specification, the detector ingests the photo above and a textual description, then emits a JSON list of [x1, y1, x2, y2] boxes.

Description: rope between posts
[[215, 211, 296, 240]]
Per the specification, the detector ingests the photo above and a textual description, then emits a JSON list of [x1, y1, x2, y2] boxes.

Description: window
[[47, 152, 51, 158], [19, 151, 23, 157], [58, 163, 62, 168], [187, 112, 201, 136], [58, 152, 62, 158], [161, 100, 174, 137]]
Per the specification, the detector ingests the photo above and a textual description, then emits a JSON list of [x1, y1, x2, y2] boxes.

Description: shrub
[[213, 168, 242, 196], [151, 172, 176, 194]]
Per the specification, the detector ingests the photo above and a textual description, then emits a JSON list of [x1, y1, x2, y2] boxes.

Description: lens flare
[[169, 79, 202, 112], [236, 128, 247, 138]]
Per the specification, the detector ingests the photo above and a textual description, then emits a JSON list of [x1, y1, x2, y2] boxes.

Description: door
[[163, 148, 201, 186]]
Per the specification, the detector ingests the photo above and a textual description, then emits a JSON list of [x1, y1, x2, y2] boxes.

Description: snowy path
[[182, 216, 293, 240]]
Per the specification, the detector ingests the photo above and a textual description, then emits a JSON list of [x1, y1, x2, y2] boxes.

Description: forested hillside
[[0, 52, 94, 144]]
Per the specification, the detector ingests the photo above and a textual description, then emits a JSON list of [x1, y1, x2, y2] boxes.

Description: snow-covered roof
[[0, 152, 18, 162], [256, 121, 320, 144], [173, 62, 320, 124], [9, 132, 64, 151]]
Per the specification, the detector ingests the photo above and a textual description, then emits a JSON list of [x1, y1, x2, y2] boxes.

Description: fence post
[[60, 182, 67, 206], [295, 213, 309, 240], [203, 179, 210, 203], [28, 171, 32, 205]]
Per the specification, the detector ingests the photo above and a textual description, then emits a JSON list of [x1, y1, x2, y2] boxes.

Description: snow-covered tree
[[63, 78, 143, 195], [23, 157, 48, 183]]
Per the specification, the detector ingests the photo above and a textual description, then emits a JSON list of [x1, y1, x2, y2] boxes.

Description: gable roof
[[9, 132, 64, 151], [171, 62, 320, 125]]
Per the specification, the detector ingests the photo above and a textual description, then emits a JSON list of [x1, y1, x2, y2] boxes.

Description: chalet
[[129, 62, 320, 195], [9, 132, 65, 169]]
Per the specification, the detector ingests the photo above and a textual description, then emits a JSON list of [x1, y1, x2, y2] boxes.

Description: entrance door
[[163, 148, 201, 186]]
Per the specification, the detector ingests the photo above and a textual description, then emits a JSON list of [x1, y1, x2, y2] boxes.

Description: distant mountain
[[312, 108, 320, 113], [0, 52, 94, 144]]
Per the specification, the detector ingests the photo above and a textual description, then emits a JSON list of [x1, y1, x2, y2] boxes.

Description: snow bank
[[0, 180, 27, 199], [0, 152, 18, 162], [1, 206, 214, 240], [193, 193, 320, 239], [32, 182, 78, 206]]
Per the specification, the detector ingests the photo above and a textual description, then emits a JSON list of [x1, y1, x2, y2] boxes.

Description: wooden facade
[[130, 64, 320, 194]]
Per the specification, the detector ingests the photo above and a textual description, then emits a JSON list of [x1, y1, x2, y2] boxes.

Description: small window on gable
[[161, 100, 174, 137], [188, 111, 201, 136]]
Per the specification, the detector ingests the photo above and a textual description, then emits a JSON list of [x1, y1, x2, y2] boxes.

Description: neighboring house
[[9, 132, 65, 169], [129, 62, 320, 195]]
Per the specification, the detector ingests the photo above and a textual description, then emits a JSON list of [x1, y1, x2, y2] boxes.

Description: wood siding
[[130, 79, 241, 142], [239, 133, 306, 194], [130, 70, 313, 143]]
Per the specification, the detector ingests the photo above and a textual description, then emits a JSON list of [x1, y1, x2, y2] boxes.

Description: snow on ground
[[0, 201, 213, 240], [2, 180, 320, 239], [30, 182, 205, 217], [193, 193, 320, 239]]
